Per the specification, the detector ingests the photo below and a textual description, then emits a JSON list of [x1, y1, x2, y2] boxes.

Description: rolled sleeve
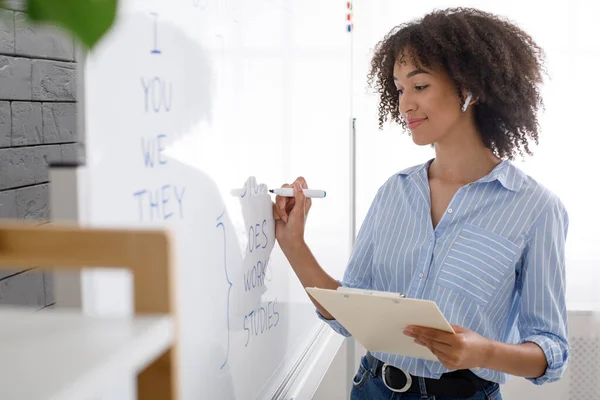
[[522, 334, 571, 384], [316, 307, 352, 337], [518, 198, 570, 385]]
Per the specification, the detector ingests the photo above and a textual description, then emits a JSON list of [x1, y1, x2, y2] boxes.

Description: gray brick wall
[[0, 4, 79, 309]]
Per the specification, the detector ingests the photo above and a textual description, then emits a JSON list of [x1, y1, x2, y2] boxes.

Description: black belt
[[367, 352, 493, 398]]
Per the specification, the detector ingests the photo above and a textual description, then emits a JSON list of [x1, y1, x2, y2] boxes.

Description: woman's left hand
[[403, 325, 493, 370]]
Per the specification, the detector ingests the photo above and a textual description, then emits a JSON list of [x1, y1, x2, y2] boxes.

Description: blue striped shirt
[[319, 158, 570, 385]]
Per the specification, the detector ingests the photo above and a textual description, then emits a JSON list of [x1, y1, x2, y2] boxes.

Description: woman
[[273, 7, 569, 400]]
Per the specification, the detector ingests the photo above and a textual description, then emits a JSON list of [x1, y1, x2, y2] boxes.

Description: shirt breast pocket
[[437, 224, 520, 307]]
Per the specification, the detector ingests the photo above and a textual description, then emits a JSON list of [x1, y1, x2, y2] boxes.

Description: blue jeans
[[351, 355, 502, 400]]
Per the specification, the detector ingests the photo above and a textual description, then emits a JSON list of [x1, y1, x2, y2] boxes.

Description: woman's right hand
[[273, 177, 312, 255]]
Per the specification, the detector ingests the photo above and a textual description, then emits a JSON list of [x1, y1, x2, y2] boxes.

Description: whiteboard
[[80, 0, 351, 399]]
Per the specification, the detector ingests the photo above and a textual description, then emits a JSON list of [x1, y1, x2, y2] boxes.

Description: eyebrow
[[393, 68, 430, 82]]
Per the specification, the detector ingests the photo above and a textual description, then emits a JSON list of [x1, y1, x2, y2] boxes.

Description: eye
[[415, 84, 429, 91], [397, 88, 404, 95]]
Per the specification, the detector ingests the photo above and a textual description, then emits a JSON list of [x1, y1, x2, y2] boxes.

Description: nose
[[399, 90, 416, 116]]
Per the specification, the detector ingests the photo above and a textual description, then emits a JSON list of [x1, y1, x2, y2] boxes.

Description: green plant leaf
[[26, 0, 118, 49]]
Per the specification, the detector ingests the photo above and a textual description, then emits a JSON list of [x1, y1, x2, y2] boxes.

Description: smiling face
[[393, 53, 466, 146]]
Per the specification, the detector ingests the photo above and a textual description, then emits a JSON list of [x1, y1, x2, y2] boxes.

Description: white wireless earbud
[[462, 92, 473, 112]]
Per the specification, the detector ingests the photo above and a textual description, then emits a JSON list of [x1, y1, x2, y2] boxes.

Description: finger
[[416, 339, 456, 368], [276, 183, 293, 222], [275, 186, 287, 211], [416, 338, 453, 355], [275, 196, 288, 223], [290, 181, 306, 220], [430, 348, 462, 370], [274, 217, 285, 229], [273, 202, 281, 221], [414, 338, 441, 359], [406, 326, 453, 344], [294, 176, 308, 188], [409, 333, 453, 349], [432, 353, 459, 370], [298, 179, 312, 214], [285, 197, 296, 214]]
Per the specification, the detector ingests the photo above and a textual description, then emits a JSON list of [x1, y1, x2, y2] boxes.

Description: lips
[[407, 118, 426, 129]]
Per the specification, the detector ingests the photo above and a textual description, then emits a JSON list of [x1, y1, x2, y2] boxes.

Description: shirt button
[[419, 273, 424, 278], [447, 208, 453, 214]]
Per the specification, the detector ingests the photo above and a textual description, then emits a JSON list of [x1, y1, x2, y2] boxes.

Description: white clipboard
[[306, 287, 454, 361]]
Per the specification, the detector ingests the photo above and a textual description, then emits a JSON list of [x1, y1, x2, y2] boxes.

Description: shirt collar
[[397, 158, 524, 192], [479, 160, 524, 192]]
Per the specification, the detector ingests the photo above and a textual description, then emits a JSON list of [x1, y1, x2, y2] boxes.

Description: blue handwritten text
[[141, 134, 168, 168], [133, 185, 185, 221], [244, 258, 270, 292], [243, 299, 280, 347], [150, 12, 161, 54], [248, 219, 268, 253], [141, 77, 172, 113]]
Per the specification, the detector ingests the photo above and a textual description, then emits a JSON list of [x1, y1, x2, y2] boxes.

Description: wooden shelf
[[0, 307, 173, 400], [0, 222, 179, 399]]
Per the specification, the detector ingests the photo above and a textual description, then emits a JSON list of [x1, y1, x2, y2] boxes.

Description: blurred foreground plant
[[1, 0, 118, 49]]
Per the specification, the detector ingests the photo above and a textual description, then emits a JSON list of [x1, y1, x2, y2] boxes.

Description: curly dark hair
[[367, 7, 547, 159]]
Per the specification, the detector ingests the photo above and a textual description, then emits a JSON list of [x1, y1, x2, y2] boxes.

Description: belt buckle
[[381, 363, 412, 393]]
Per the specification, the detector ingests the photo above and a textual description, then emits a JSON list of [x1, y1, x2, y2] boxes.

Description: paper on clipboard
[[306, 287, 454, 361]]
